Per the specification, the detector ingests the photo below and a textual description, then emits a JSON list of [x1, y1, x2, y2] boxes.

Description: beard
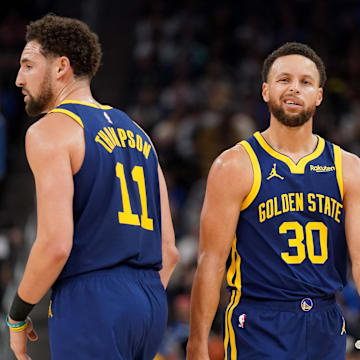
[[267, 97, 316, 127], [25, 69, 53, 117]]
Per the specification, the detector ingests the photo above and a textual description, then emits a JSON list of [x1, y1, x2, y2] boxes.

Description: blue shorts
[[223, 293, 346, 360], [48, 265, 167, 360]]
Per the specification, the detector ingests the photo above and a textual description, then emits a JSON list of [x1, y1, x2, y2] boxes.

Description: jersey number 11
[[116, 162, 154, 231]]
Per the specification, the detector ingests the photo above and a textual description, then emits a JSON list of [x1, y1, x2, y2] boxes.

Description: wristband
[[9, 292, 35, 321], [6, 315, 29, 332]]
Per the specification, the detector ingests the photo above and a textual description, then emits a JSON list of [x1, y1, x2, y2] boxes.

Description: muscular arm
[[17, 113, 81, 304], [186, 145, 252, 359], [158, 165, 179, 288], [342, 150, 360, 295]]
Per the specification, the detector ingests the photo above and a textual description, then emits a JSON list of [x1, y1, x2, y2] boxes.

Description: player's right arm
[[158, 164, 179, 288], [186, 144, 253, 360]]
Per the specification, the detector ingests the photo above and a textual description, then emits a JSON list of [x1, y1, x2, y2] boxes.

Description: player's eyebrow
[[276, 72, 315, 81], [276, 72, 291, 78], [20, 57, 31, 65]]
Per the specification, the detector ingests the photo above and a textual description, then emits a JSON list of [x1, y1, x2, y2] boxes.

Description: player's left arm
[[342, 149, 360, 295]]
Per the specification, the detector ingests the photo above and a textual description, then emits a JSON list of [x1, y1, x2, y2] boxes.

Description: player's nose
[[288, 80, 300, 93], [15, 69, 24, 88]]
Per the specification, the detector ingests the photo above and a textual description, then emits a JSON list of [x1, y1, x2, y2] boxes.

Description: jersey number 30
[[116, 162, 154, 231], [280, 221, 328, 264]]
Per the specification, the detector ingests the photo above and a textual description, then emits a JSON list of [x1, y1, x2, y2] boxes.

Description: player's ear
[[316, 87, 323, 107], [262, 82, 269, 103], [55, 56, 71, 79]]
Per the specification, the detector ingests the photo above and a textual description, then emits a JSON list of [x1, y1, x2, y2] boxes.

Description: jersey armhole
[[47, 108, 86, 177], [239, 140, 262, 211], [333, 144, 343, 200], [48, 108, 84, 128]]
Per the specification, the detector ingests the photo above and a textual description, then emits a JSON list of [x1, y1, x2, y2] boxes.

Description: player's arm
[[8, 113, 78, 359], [342, 150, 360, 295], [186, 144, 252, 360], [158, 164, 179, 288], [10, 113, 78, 310]]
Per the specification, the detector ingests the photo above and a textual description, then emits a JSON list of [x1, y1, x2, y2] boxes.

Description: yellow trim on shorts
[[60, 100, 113, 110], [48, 300, 53, 318], [341, 317, 346, 335], [240, 140, 261, 211], [333, 144, 343, 200], [48, 108, 84, 128], [254, 131, 325, 174], [224, 237, 241, 360]]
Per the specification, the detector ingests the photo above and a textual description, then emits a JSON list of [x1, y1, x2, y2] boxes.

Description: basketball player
[[187, 42, 360, 359], [7, 14, 178, 360]]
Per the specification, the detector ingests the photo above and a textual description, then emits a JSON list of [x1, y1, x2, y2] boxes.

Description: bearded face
[[267, 95, 317, 127], [262, 55, 323, 127], [25, 66, 54, 117]]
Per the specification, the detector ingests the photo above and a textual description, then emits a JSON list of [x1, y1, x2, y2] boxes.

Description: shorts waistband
[[239, 295, 336, 312], [53, 264, 160, 290]]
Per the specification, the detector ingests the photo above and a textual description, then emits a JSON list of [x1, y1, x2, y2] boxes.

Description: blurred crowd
[[1, 1, 360, 359]]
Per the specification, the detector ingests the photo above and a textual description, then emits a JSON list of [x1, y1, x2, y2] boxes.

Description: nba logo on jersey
[[300, 298, 313, 311], [238, 314, 247, 328], [103, 111, 113, 124]]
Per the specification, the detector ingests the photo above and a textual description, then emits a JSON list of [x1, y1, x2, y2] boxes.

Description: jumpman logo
[[266, 163, 284, 180]]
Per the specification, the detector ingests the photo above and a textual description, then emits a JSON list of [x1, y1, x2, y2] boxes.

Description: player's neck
[[52, 78, 101, 109], [261, 120, 318, 163]]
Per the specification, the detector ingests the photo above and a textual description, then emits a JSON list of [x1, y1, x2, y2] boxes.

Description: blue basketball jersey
[[48, 101, 162, 280], [226, 131, 347, 301]]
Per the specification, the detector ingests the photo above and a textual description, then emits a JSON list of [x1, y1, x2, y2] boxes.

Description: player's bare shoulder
[[25, 111, 84, 173], [207, 142, 253, 201], [340, 148, 360, 198]]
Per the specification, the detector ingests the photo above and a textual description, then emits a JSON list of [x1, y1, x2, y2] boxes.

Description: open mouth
[[283, 99, 302, 108]]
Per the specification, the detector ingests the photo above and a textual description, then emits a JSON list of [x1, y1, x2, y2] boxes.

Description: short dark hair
[[262, 42, 327, 87], [26, 14, 102, 79]]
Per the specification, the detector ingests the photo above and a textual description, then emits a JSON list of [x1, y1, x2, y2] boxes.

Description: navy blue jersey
[[226, 131, 347, 302], [49, 101, 162, 280]]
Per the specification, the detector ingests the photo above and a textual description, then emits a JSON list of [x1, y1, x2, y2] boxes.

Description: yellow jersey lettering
[[316, 194, 324, 213], [136, 134, 143, 152], [94, 127, 153, 160], [117, 128, 127, 147], [295, 192, 304, 211], [257, 192, 342, 224], [281, 194, 289, 213], [334, 203, 343, 223], [103, 127, 118, 147], [288, 193, 296, 212], [330, 198, 337, 218], [95, 135, 113, 153], [127, 130, 135, 148], [143, 141, 151, 159], [324, 196, 331, 217], [107, 127, 121, 146], [308, 193, 316, 212], [98, 130, 116, 151], [258, 203, 266, 223]]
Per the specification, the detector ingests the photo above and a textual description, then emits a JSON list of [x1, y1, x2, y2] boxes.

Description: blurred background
[[1, 0, 360, 359]]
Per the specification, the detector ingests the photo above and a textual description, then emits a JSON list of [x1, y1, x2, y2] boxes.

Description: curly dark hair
[[262, 42, 327, 88], [26, 14, 102, 79]]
